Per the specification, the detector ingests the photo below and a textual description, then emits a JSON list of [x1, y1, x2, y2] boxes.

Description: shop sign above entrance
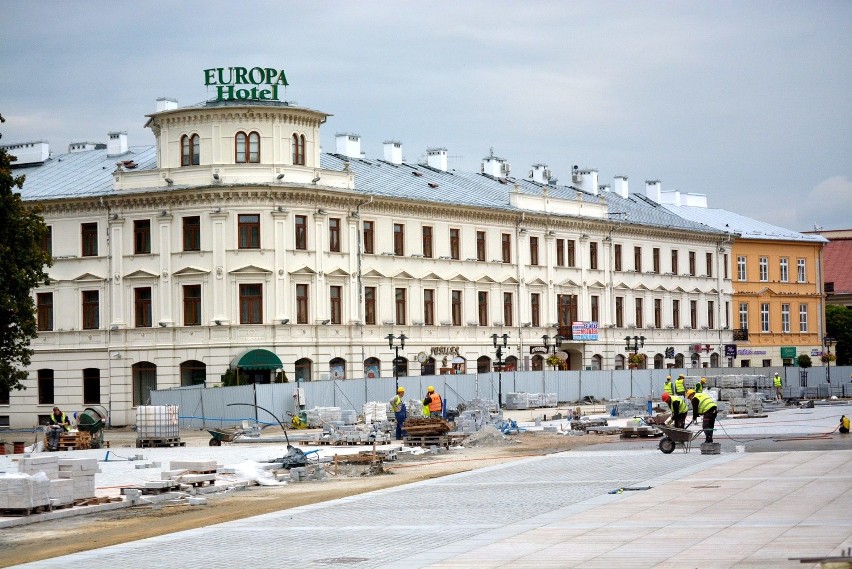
[[204, 67, 289, 102]]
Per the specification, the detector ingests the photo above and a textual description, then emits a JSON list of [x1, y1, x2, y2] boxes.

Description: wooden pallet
[[136, 437, 185, 448], [45, 431, 93, 451], [403, 435, 449, 448], [1, 505, 50, 516], [620, 428, 662, 439]]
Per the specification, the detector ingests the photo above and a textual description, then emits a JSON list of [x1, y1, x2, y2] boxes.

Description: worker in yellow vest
[[661, 392, 688, 429], [675, 374, 686, 397], [694, 377, 707, 393], [663, 376, 673, 396], [687, 389, 718, 443], [773, 373, 783, 401], [389, 387, 407, 440], [840, 415, 850, 434]]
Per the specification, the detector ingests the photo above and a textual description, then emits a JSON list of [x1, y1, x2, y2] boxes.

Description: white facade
[[6, 98, 734, 428]]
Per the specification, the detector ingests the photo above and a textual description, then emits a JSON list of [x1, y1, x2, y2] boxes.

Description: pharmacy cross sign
[[691, 343, 713, 354]]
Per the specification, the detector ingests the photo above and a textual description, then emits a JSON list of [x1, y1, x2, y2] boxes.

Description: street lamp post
[[491, 333, 509, 409], [624, 335, 646, 398], [387, 333, 407, 392], [825, 336, 835, 384], [541, 334, 564, 395]]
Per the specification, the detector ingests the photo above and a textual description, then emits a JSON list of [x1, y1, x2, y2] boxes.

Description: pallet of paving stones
[[333, 453, 382, 465], [619, 426, 662, 439], [72, 496, 121, 507], [403, 435, 450, 448], [135, 437, 186, 448], [0, 504, 51, 516]]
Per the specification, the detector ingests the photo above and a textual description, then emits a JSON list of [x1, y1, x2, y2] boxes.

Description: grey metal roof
[[320, 153, 721, 235], [10, 143, 721, 237], [662, 204, 827, 243], [13, 146, 157, 201]]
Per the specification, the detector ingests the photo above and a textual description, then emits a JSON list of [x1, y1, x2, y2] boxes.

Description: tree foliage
[[797, 354, 812, 368], [825, 304, 852, 366], [0, 114, 52, 392]]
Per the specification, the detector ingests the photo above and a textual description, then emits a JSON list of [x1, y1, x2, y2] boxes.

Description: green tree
[[0, 114, 52, 393], [825, 305, 852, 366], [797, 354, 812, 368]]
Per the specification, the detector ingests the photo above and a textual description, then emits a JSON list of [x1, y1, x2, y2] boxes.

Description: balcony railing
[[732, 328, 749, 341]]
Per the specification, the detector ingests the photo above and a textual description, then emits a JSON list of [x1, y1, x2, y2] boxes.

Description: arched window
[[674, 353, 685, 368], [395, 357, 409, 378], [180, 360, 206, 387], [654, 353, 665, 369], [531, 355, 544, 371], [614, 354, 626, 370], [504, 356, 518, 371], [591, 354, 603, 371], [292, 133, 306, 165], [329, 357, 346, 380], [132, 362, 157, 407], [710, 353, 720, 367], [364, 357, 380, 379], [294, 358, 312, 382], [477, 356, 491, 373], [235, 131, 260, 163], [420, 357, 436, 376], [691, 353, 700, 368], [181, 134, 200, 166]]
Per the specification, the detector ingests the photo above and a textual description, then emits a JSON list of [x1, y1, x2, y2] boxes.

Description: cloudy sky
[[2, 1, 850, 231]]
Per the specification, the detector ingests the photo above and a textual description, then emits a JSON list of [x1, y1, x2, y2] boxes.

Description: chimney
[[613, 175, 629, 198], [383, 140, 403, 164], [576, 168, 599, 195], [426, 147, 448, 172], [479, 148, 508, 178], [335, 133, 362, 159], [529, 164, 553, 184], [156, 97, 178, 112], [645, 180, 662, 203], [107, 131, 128, 156], [599, 184, 611, 194]]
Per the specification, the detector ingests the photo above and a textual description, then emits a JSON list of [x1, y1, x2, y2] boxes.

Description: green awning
[[230, 349, 283, 371]]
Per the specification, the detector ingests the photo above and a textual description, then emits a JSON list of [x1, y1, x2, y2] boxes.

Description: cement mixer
[[76, 406, 108, 449]]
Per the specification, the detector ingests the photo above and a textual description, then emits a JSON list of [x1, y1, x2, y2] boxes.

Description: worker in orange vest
[[423, 386, 443, 418]]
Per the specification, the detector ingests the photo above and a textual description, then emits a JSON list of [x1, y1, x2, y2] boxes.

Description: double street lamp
[[624, 335, 645, 398], [387, 333, 407, 392], [491, 333, 509, 409], [825, 336, 836, 384]]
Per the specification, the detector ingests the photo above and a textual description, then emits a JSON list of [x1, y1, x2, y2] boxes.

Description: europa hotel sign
[[204, 67, 289, 102]]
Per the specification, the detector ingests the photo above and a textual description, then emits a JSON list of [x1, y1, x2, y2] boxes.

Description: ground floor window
[[132, 362, 157, 406], [83, 368, 100, 404]]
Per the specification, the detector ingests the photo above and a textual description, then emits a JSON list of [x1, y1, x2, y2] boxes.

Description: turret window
[[292, 133, 306, 165], [235, 131, 260, 163], [181, 134, 200, 166]]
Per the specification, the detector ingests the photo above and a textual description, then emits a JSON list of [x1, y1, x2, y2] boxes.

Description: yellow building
[[660, 194, 827, 367], [730, 238, 825, 366]]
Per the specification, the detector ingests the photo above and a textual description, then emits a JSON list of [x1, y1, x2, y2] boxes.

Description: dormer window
[[292, 133, 306, 165], [181, 134, 200, 166], [235, 131, 260, 163]]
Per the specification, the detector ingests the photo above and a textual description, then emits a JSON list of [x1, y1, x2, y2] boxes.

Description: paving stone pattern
[[17, 450, 732, 568]]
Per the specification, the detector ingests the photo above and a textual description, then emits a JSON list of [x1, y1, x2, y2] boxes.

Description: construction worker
[[663, 376, 673, 396], [687, 389, 718, 444], [773, 373, 783, 401], [695, 377, 707, 394], [661, 392, 688, 429], [423, 386, 443, 418], [47, 406, 71, 451], [389, 387, 407, 440], [840, 415, 850, 434], [675, 374, 686, 398]]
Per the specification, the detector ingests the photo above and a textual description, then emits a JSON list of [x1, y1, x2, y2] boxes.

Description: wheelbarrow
[[656, 424, 703, 454], [207, 427, 246, 446]]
